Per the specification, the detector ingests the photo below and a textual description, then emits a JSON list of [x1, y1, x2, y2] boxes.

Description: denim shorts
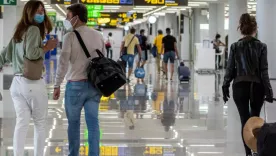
[[122, 54, 135, 68], [163, 51, 176, 64]]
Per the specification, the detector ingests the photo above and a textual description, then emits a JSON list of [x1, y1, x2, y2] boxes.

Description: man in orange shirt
[[154, 30, 164, 74]]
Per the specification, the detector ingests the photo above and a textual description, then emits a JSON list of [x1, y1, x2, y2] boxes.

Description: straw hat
[[243, 117, 265, 152]]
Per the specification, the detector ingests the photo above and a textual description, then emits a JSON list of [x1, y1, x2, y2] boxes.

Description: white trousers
[[10, 76, 48, 156]]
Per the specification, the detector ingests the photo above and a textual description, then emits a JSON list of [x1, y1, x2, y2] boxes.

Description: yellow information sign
[[144, 147, 163, 155], [79, 146, 85, 155], [145, 0, 164, 4], [55, 146, 62, 153], [100, 146, 118, 156]]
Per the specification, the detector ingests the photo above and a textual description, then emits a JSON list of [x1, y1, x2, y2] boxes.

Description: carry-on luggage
[[178, 61, 190, 82], [134, 66, 145, 79], [243, 99, 276, 156], [74, 30, 126, 97]]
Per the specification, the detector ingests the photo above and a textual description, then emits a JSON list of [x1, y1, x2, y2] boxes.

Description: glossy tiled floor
[[0, 54, 274, 156]]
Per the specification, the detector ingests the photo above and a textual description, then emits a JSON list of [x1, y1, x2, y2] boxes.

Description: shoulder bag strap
[[74, 30, 91, 58], [126, 35, 135, 48]]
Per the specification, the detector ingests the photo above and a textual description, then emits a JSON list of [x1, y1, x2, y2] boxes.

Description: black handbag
[[117, 58, 126, 73], [74, 30, 126, 97]]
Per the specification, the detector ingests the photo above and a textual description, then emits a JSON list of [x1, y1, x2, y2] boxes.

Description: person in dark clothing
[[139, 29, 148, 67], [162, 28, 179, 81], [222, 13, 274, 156], [178, 62, 190, 81], [105, 32, 114, 59], [213, 33, 225, 69]]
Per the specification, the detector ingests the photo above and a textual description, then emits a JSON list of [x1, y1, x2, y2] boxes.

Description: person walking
[[0, 1, 57, 155], [120, 27, 142, 83], [212, 33, 226, 69], [161, 28, 179, 81], [153, 30, 164, 74], [222, 13, 273, 156], [53, 4, 105, 156], [105, 32, 115, 59], [139, 29, 148, 68]]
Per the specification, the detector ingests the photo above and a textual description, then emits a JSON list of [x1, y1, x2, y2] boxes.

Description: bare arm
[[220, 41, 226, 46], [120, 41, 125, 56], [137, 44, 142, 58]]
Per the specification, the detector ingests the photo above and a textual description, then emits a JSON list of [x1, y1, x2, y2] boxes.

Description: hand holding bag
[[134, 66, 145, 79], [23, 33, 44, 80]]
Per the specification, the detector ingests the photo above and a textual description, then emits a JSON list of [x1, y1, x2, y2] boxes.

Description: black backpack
[[74, 30, 126, 97], [257, 123, 276, 156]]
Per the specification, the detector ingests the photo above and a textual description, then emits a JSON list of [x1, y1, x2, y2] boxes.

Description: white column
[[157, 16, 165, 32], [165, 13, 177, 36], [164, 13, 173, 30], [3, 6, 18, 46], [209, 3, 225, 40], [257, 0, 276, 79], [228, 0, 247, 47], [193, 8, 208, 43], [180, 11, 190, 61]]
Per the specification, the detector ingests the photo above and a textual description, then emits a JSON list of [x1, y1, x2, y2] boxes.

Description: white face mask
[[63, 16, 78, 31], [63, 20, 73, 31]]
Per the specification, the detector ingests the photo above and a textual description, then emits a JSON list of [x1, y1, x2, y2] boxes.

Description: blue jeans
[[65, 81, 101, 156]]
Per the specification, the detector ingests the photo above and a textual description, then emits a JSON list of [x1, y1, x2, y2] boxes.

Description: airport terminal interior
[[1, 0, 276, 155]]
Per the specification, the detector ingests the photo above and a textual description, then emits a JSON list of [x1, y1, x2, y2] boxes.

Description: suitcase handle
[[264, 98, 276, 122], [264, 98, 276, 101]]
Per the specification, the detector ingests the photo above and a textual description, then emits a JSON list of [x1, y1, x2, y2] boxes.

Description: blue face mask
[[34, 14, 45, 24]]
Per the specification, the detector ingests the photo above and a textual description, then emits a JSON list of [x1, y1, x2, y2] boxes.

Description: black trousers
[[233, 82, 265, 155]]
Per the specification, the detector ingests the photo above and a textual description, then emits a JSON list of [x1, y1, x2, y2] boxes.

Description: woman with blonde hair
[[0, 1, 57, 155]]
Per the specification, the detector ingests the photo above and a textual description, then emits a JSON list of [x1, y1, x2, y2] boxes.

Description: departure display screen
[[51, 0, 77, 5], [79, 0, 133, 5], [134, 0, 188, 6], [51, 0, 187, 6], [87, 12, 143, 26]]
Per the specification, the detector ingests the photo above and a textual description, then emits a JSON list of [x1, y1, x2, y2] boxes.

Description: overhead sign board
[[80, 0, 133, 5], [87, 5, 104, 11], [51, 0, 77, 5], [0, 0, 16, 5], [53, 0, 187, 6], [99, 12, 142, 19], [134, 0, 188, 6], [47, 12, 57, 24], [87, 12, 142, 26]]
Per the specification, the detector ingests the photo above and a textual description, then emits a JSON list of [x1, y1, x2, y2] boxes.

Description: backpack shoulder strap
[[74, 30, 91, 58]]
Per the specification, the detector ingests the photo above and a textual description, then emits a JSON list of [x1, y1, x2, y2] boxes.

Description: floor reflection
[[0, 55, 247, 156]]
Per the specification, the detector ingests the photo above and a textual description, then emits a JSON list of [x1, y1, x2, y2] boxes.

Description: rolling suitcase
[[178, 61, 190, 82], [244, 99, 276, 156], [257, 99, 276, 156]]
